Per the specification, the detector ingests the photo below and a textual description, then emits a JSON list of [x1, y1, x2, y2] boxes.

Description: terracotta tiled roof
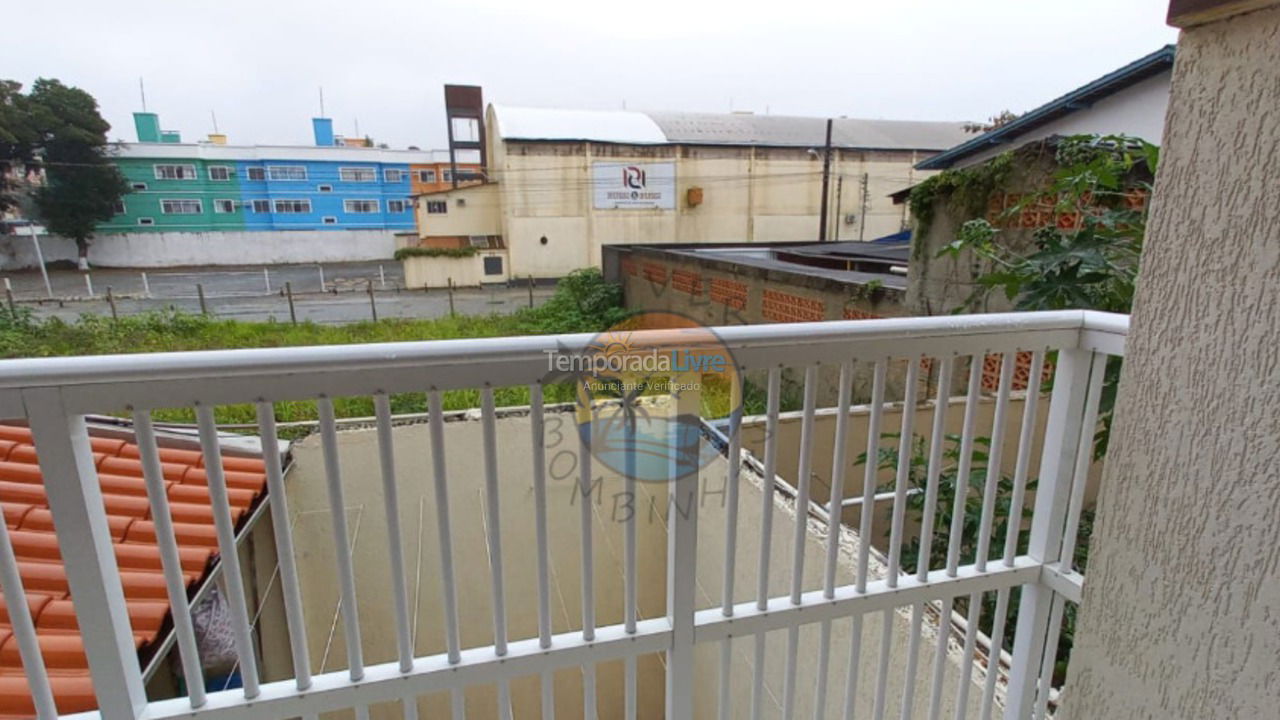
[[0, 423, 268, 717]]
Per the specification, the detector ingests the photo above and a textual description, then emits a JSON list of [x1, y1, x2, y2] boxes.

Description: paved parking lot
[[2, 262, 557, 323]]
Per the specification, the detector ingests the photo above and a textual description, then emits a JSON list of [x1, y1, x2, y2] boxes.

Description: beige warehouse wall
[[475, 123, 936, 278], [282, 406, 1002, 718]]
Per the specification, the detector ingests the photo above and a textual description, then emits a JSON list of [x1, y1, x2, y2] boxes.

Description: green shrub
[[393, 245, 479, 260]]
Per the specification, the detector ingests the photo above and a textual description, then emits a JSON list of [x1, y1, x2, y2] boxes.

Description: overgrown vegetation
[[907, 149, 1015, 251], [0, 268, 625, 434], [392, 245, 479, 260], [861, 432, 1090, 684], [939, 135, 1156, 315]]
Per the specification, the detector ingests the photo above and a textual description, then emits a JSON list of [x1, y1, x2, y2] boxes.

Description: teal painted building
[[99, 114, 437, 235]]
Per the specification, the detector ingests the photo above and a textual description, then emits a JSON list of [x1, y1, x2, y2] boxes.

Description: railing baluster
[[947, 359, 984, 576], [719, 379, 743, 720], [840, 613, 864, 720], [918, 357, 955, 581], [1003, 348, 1094, 719], [479, 388, 513, 720], [530, 384, 553, 649], [756, 367, 782, 609], [316, 398, 364, 681], [542, 669, 556, 720], [1032, 596, 1067, 720], [666, 372, 700, 720], [24, 388, 148, 718], [899, 601, 925, 720], [953, 591, 982, 720], [888, 358, 921, 580], [926, 597, 953, 720], [133, 411, 206, 707], [750, 633, 767, 720], [373, 393, 414, 672], [751, 368, 781, 720], [815, 361, 854, 718], [782, 365, 818, 719], [976, 353, 1016, 572], [1004, 350, 1045, 567], [255, 402, 313, 690], [427, 391, 462, 664], [979, 588, 1012, 720], [857, 360, 888, 592], [195, 404, 262, 696], [872, 609, 893, 720], [0, 513, 57, 718], [1060, 353, 1108, 569], [576, 395, 597, 720]]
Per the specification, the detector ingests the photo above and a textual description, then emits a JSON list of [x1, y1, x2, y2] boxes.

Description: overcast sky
[[5, 0, 1177, 150]]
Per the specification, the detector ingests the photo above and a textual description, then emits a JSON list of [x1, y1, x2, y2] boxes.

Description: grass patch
[[0, 268, 626, 433]]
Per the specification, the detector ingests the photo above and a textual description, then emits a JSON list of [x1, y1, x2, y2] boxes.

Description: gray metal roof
[[645, 112, 971, 151], [491, 105, 971, 151]]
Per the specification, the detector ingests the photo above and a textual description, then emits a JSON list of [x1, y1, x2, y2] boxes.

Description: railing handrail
[[0, 310, 1125, 397]]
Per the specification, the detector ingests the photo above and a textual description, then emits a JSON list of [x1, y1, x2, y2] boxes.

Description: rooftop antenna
[[139, 77, 147, 111], [319, 86, 325, 117], [210, 110, 219, 133]]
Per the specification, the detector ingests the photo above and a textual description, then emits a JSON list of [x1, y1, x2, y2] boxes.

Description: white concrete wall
[[956, 72, 1172, 169], [0, 229, 397, 269], [284, 407, 998, 719], [401, 251, 509, 288], [1065, 6, 1280, 718]]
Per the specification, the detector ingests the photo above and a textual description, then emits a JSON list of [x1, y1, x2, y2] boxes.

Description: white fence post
[[23, 387, 147, 719], [666, 373, 699, 720], [1002, 349, 1096, 719]]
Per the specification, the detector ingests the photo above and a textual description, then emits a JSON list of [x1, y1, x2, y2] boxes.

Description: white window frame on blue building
[[343, 199, 379, 214], [268, 166, 308, 181], [274, 199, 312, 214], [384, 169, 406, 183], [339, 167, 377, 183], [386, 199, 408, 213]]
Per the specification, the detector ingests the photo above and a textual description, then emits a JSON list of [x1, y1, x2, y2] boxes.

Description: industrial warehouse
[[403, 85, 970, 281]]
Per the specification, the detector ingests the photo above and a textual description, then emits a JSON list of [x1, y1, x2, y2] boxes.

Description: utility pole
[[858, 172, 870, 241], [817, 118, 833, 242], [832, 176, 844, 243]]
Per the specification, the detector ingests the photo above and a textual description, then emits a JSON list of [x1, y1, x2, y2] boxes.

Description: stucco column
[[1063, 2, 1280, 718]]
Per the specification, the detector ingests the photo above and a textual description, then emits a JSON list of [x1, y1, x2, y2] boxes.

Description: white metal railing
[[0, 309, 1127, 720]]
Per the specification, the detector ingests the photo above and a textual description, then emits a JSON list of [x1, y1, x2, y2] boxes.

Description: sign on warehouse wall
[[592, 162, 676, 210]]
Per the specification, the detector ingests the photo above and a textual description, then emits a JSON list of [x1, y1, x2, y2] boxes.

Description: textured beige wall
[[1064, 6, 1280, 718]]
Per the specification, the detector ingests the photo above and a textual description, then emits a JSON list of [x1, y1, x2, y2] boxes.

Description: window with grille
[[268, 166, 307, 181], [274, 199, 312, 213], [339, 167, 376, 182], [154, 164, 196, 180], [344, 199, 379, 213], [160, 198, 202, 214], [208, 166, 233, 181], [426, 200, 447, 214]]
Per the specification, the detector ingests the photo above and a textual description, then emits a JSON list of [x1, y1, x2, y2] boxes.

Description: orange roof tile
[[0, 423, 268, 717]]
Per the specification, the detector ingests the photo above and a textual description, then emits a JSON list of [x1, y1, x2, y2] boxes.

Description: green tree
[[0, 80, 39, 215], [21, 79, 127, 268]]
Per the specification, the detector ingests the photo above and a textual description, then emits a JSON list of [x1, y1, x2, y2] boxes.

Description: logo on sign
[[622, 166, 646, 198]]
